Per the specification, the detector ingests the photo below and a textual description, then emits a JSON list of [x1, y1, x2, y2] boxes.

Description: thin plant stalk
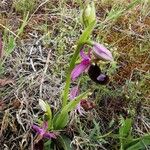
[[62, 44, 83, 107], [62, 21, 96, 108]]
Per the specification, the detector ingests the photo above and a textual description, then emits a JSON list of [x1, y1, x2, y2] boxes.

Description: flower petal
[[42, 122, 48, 130], [70, 86, 84, 115], [32, 125, 43, 134], [80, 49, 91, 60], [97, 74, 106, 81], [71, 61, 90, 81], [96, 73, 109, 85], [43, 132, 57, 139], [76, 103, 85, 116], [70, 86, 79, 99], [92, 43, 113, 61]]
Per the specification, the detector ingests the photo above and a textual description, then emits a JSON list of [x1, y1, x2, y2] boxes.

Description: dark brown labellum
[[88, 64, 101, 82], [80, 100, 96, 111], [34, 140, 44, 150], [88, 64, 109, 85]]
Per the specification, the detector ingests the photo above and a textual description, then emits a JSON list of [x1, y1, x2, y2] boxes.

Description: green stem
[[62, 20, 96, 108], [62, 43, 83, 108], [62, 90, 89, 113]]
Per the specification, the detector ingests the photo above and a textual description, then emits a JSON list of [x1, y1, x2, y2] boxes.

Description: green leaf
[[57, 135, 74, 150], [5, 35, 15, 56], [45, 102, 52, 129], [89, 119, 100, 140], [125, 0, 141, 11], [44, 140, 53, 150], [53, 91, 89, 130], [53, 111, 69, 130], [119, 118, 132, 138], [17, 12, 29, 37], [62, 90, 89, 113], [119, 118, 133, 150], [106, 0, 141, 22], [126, 134, 150, 150], [119, 118, 150, 150], [0, 63, 4, 75]]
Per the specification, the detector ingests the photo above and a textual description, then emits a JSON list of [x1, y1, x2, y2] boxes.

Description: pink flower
[[71, 43, 113, 81], [32, 122, 57, 141], [92, 42, 113, 61], [70, 86, 84, 115], [71, 50, 91, 81]]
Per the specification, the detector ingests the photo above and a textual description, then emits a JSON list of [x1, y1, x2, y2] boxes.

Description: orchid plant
[[32, 2, 113, 149]]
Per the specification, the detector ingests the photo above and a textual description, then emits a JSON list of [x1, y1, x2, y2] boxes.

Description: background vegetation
[[0, 0, 149, 149]]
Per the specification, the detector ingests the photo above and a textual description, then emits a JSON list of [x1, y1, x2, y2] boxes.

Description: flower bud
[[39, 99, 47, 112], [39, 99, 52, 121], [81, 2, 96, 27]]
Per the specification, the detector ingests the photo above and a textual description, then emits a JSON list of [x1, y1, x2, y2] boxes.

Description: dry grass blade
[[39, 49, 51, 97], [0, 78, 14, 86], [0, 23, 19, 38], [0, 110, 9, 137], [0, 33, 3, 58], [0, 0, 149, 149]]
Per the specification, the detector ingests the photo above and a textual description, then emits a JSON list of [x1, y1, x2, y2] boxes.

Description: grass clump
[[13, 0, 36, 13]]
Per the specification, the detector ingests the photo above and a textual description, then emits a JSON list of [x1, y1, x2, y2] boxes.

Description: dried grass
[[0, 0, 150, 149]]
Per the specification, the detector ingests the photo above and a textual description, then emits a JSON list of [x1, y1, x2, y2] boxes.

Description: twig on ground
[[39, 49, 51, 98]]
